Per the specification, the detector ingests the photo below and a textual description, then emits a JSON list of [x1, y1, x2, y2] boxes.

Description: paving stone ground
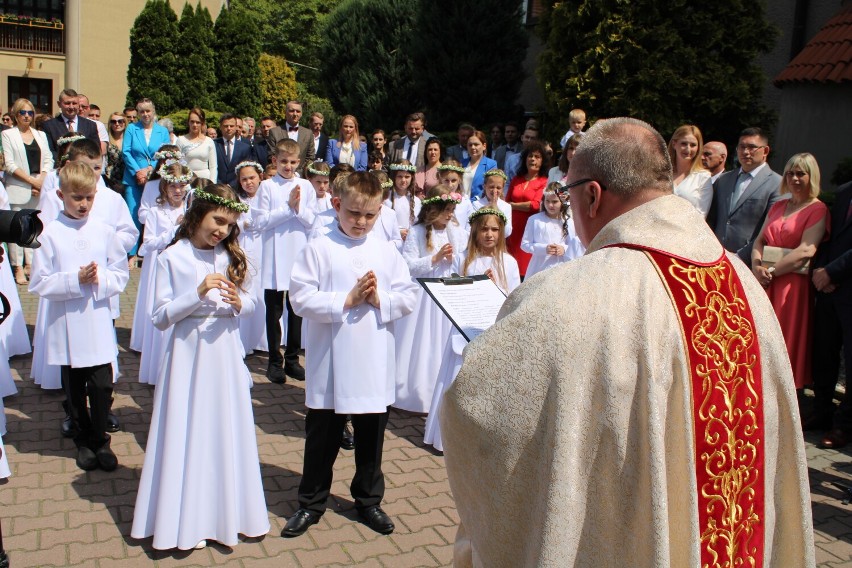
[[0, 269, 850, 567]]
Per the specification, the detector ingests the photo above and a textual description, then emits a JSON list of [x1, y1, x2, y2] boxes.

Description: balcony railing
[[0, 16, 64, 55]]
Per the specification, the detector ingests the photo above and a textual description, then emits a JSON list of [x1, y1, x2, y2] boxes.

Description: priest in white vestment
[[441, 118, 815, 568]]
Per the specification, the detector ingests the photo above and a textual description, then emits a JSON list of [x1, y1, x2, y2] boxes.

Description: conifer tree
[[259, 54, 298, 121], [537, 0, 778, 144], [173, 3, 216, 111], [212, 4, 262, 116], [126, 0, 180, 114]]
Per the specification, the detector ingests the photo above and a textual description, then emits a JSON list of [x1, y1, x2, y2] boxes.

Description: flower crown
[[380, 180, 394, 189], [235, 160, 263, 174], [306, 164, 329, 177], [469, 207, 507, 225], [484, 168, 508, 182], [437, 164, 464, 174], [421, 192, 463, 206], [158, 161, 194, 184], [153, 149, 183, 162], [389, 163, 416, 173], [192, 187, 249, 213], [57, 133, 86, 147]]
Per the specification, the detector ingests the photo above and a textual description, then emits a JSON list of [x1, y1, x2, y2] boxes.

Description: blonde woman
[[325, 115, 368, 170], [2, 98, 53, 283], [667, 124, 712, 217]]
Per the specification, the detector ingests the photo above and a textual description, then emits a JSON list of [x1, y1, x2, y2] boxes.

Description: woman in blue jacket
[[463, 130, 498, 200], [325, 114, 368, 171]]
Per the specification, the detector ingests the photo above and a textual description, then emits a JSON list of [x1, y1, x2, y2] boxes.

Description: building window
[[524, 0, 543, 26], [8, 76, 52, 114], [0, 0, 63, 21]]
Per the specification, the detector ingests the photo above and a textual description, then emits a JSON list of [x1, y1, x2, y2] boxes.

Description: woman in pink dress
[[752, 152, 829, 391], [506, 140, 549, 277]]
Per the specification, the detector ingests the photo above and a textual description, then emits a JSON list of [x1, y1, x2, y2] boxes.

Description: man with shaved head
[[442, 117, 814, 568], [701, 140, 728, 182]]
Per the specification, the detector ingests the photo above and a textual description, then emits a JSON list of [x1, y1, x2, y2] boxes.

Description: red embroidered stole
[[614, 244, 765, 568]]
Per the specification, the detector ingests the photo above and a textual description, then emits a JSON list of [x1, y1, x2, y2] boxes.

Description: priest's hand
[[547, 244, 565, 256], [288, 187, 301, 213], [218, 279, 242, 312], [197, 273, 230, 299], [432, 243, 453, 265], [78, 261, 98, 284]]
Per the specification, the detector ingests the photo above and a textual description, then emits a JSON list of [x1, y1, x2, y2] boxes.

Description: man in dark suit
[[41, 88, 101, 161], [446, 123, 475, 166], [802, 180, 852, 447], [215, 113, 252, 187], [267, 101, 315, 166], [309, 112, 329, 163], [388, 112, 428, 168], [492, 121, 521, 170], [706, 127, 782, 264]]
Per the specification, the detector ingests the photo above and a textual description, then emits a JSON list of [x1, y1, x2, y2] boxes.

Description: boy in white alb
[[256, 139, 315, 383], [29, 162, 129, 471], [284, 172, 418, 538]]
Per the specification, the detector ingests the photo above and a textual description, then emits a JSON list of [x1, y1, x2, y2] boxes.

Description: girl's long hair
[[390, 159, 417, 223], [169, 183, 248, 290], [544, 182, 569, 238], [156, 163, 192, 205], [414, 184, 455, 252], [463, 212, 509, 292]]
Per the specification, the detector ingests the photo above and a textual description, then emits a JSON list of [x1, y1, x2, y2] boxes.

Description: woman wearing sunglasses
[[1, 98, 53, 284], [105, 111, 127, 193]]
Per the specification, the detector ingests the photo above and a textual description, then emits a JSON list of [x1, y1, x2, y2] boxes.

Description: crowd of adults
[[0, 89, 850, 454]]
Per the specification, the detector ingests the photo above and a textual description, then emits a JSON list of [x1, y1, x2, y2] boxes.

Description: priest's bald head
[[565, 117, 673, 246]]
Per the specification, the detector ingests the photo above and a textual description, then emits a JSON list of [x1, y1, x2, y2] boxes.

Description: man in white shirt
[[266, 101, 315, 166], [388, 112, 428, 168], [701, 141, 728, 183]]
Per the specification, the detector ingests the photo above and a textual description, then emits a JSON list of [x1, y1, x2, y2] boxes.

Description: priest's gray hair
[[572, 117, 673, 197]]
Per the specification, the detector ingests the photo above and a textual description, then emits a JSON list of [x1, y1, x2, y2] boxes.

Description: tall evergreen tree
[[126, 0, 180, 114], [258, 54, 298, 120], [411, 2, 527, 132], [212, 5, 262, 116], [173, 3, 216, 111], [318, 0, 418, 131], [537, 0, 778, 144]]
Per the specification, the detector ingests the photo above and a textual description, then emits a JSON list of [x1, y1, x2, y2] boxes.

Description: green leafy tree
[[162, 108, 223, 133], [297, 85, 338, 135], [259, 54, 298, 121], [173, 3, 216, 110], [126, 0, 180, 114], [318, 0, 419, 132], [411, 2, 527, 132], [212, 4, 262, 116], [537, 0, 778, 144]]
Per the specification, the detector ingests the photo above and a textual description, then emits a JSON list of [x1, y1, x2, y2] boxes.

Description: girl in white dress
[[521, 183, 584, 279], [383, 161, 421, 241], [235, 160, 267, 354], [138, 146, 185, 226], [131, 163, 190, 383], [424, 207, 519, 451], [304, 161, 333, 226], [437, 160, 474, 233], [394, 185, 467, 413], [132, 184, 269, 551], [470, 168, 513, 237]]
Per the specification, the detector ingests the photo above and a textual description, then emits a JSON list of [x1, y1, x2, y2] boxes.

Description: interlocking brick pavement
[[0, 270, 850, 567]]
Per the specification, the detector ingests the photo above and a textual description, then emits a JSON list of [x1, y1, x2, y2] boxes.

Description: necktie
[[406, 140, 413, 162], [730, 171, 750, 209], [66, 118, 73, 132], [226, 140, 232, 163]]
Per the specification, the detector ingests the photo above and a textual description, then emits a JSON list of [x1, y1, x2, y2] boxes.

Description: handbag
[[763, 245, 810, 275]]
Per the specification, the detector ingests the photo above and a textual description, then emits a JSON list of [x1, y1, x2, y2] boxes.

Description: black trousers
[[812, 291, 852, 430], [61, 363, 113, 450], [298, 408, 389, 514], [264, 289, 302, 367]]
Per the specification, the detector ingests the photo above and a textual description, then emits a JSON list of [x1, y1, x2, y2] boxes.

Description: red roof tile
[[774, 3, 852, 85]]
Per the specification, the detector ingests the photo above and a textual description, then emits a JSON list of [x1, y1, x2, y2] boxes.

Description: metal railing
[[0, 18, 64, 55]]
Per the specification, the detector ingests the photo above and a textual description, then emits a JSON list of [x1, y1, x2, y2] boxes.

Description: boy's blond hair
[[337, 171, 383, 202], [568, 108, 586, 122], [275, 139, 300, 157], [59, 160, 98, 192]]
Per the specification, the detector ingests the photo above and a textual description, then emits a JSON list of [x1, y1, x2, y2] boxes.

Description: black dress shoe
[[284, 361, 305, 381], [76, 447, 98, 471], [95, 444, 118, 471], [266, 366, 286, 384], [281, 509, 321, 538], [341, 421, 355, 450], [358, 506, 394, 534], [61, 415, 78, 438], [819, 429, 849, 450], [106, 412, 120, 433]]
